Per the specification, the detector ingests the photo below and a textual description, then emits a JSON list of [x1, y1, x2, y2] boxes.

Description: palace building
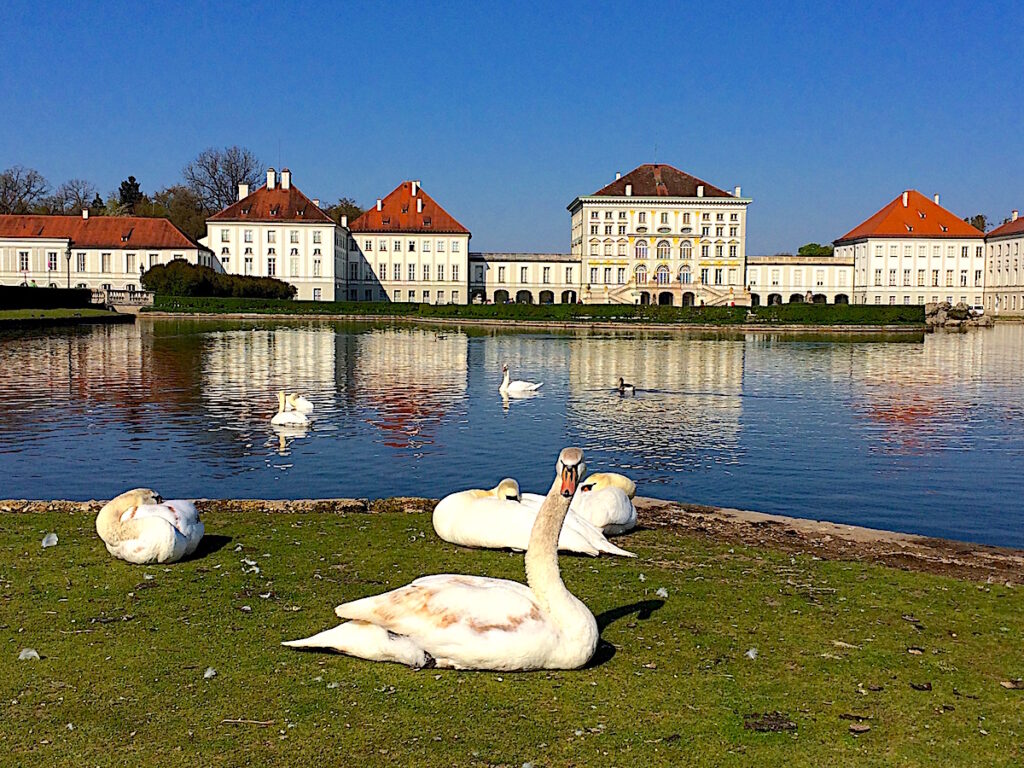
[[469, 252, 580, 304], [347, 181, 471, 304], [202, 168, 348, 301], [833, 190, 986, 306], [984, 210, 1023, 315], [0, 210, 208, 292], [567, 164, 752, 306]]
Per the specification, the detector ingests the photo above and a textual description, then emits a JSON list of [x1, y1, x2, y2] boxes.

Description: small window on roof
[[918, 211, 926, 219], [241, 206, 251, 215], [423, 217, 432, 227], [270, 206, 280, 216], [382, 216, 391, 225], [905, 224, 913, 232], [940, 225, 948, 232], [401, 204, 409, 213]]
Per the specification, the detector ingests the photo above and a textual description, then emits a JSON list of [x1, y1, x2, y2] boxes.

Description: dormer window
[[401, 204, 409, 213], [940, 225, 948, 232], [918, 211, 926, 219], [906, 224, 914, 232], [121, 229, 132, 242], [270, 206, 280, 216], [297, 206, 305, 217], [241, 206, 251, 215], [382, 216, 391, 225], [423, 217, 432, 227]]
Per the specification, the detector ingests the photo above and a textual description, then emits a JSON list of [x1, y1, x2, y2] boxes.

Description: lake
[[1, 318, 1022, 547]]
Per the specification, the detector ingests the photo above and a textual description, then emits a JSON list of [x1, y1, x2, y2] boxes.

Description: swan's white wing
[[336, 575, 557, 667], [571, 488, 636, 531], [433, 495, 536, 550], [508, 380, 542, 393], [124, 501, 199, 538]]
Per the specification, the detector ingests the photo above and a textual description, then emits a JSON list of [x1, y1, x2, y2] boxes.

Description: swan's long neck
[[96, 493, 141, 543], [278, 391, 287, 414], [502, 369, 510, 387], [524, 477, 575, 617]]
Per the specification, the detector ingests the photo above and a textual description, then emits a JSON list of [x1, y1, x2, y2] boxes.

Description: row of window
[[221, 255, 321, 278], [590, 210, 739, 224], [872, 244, 983, 259], [368, 263, 462, 282], [11, 250, 171, 274], [749, 269, 848, 287], [360, 238, 461, 254], [871, 268, 982, 288], [589, 224, 740, 237], [226, 229, 322, 245], [588, 241, 739, 259], [582, 264, 737, 286], [872, 295, 979, 306], [990, 241, 1022, 257]]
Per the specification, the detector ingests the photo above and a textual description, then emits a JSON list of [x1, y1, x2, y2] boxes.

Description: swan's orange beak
[[560, 465, 578, 498]]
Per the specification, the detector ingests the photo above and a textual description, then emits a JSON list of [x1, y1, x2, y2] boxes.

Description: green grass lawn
[[1, 508, 1020, 767], [0, 308, 121, 322]]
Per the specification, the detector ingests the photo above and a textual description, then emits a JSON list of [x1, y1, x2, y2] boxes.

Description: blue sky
[[1, 0, 1021, 253]]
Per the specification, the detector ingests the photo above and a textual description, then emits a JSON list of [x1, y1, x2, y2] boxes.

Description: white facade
[[469, 253, 580, 304], [201, 169, 347, 301], [985, 210, 1024, 315], [567, 165, 751, 307], [745, 255, 855, 305], [348, 181, 471, 304], [0, 211, 207, 291]]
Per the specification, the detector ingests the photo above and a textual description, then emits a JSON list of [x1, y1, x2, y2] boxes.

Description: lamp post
[[65, 243, 72, 289]]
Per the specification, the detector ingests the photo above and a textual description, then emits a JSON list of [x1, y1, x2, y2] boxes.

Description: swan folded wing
[[122, 501, 199, 537], [335, 575, 553, 658]]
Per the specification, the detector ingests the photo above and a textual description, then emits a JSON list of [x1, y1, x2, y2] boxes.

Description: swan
[[272, 390, 309, 426], [95, 488, 204, 564], [617, 377, 635, 395], [570, 472, 637, 535], [500, 364, 542, 395], [434, 479, 634, 557], [283, 448, 599, 670], [287, 393, 314, 413]]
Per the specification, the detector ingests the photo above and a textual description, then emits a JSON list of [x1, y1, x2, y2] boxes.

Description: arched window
[[679, 265, 692, 284], [635, 265, 648, 284], [681, 242, 692, 260], [656, 265, 670, 285], [635, 240, 648, 259], [656, 240, 670, 259]]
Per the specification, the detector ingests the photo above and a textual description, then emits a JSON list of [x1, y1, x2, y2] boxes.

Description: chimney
[[615, 171, 621, 180], [933, 193, 940, 205], [267, 168, 276, 190], [902, 191, 909, 207], [1013, 210, 1020, 222], [312, 198, 320, 208], [697, 185, 705, 198], [341, 215, 348, 228], [625, 183, 632, 196], [281, 169, 291, 190], [82, 209, 89, 220], [417, 197, 423, 213], [238, 183, 249, 201], [376, 198, 382, 211], [410, 181, 419, 196], [734, 185, 742, 197]]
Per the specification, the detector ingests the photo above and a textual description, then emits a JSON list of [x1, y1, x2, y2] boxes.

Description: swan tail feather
[[595, 537, 636, 558], [282, 620, 428, 667]]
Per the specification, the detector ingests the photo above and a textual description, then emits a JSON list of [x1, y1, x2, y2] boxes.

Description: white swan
[[283, 448, 599, 670], [500, 364, 542, 395], [95, 488, 204, 564], [434, 479, 634, 557], [569, 472, 637, 535], [287, 393, 314, 413], [271, 390, 309, 427]]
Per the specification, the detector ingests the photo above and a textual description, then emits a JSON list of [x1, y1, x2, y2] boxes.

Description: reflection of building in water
[[351, 327, 468, 449], [565, 333, 745, 474]]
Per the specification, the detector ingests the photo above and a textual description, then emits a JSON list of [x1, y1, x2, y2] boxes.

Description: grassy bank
[[1, 505, 1020, 767], [0, 308, 132, 327], [145, 294, 925, 326]]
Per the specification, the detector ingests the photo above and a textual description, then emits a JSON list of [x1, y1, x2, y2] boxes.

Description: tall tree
[[118, 175, 143, 213], [0, 165, 50, 214], [964, 214, 989, 232], [46, 178, 99, 214], [150, 185, 207, 241], [183, 146, 265, 213], [797, 242, 834, 257], [326, 196, 365, 225], [89, 193, 106, 214]]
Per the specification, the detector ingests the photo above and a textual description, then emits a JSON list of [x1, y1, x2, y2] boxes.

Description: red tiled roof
[[590, 164, 733, 198], [835, 190, 984, 243], [986, 215, 1024, 240], [208, 182, 333, 224], [0, 214, 202, 250], [350, 181, 470, 235]]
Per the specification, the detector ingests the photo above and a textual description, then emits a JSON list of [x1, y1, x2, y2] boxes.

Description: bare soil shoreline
[[4, 495, 1020, 584]]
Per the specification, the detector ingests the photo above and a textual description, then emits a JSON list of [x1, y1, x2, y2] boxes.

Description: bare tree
[[0, 166, 50, 214], [182, 146, 265, 213], [48, 178, 99, 214]]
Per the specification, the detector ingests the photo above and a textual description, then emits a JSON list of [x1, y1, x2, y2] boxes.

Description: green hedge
[[147, 295, 924, 325], [141, 261, 296, 300], [0, 285, 93, 310]]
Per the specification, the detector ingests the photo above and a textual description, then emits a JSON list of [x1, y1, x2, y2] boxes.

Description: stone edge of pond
[[4, 495, 1020, 584], [138, 311, 925, 334], [0, 313, 134, 329]]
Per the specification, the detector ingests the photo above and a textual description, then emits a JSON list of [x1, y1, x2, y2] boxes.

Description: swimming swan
[[434, 479, 634, 557], [570, 472, 638, 535], [287, 393, 314, 413], [272, 390, 309, 426], [500, 364, 542, 395], [95, 488, 204, 564], [283, 448, 599, 670]]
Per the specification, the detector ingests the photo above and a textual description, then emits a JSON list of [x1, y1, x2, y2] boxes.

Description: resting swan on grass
[[500, 364, 542, 396], [568, 472, 637, 535], [95, 488, 203, 564], [433, 478, 634, 557], [272, 390, 309, 427], [283, 448, 599, 670]]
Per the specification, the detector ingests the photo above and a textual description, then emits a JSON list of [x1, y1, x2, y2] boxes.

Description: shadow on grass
[[190, 534, 232, 560], [588, 598, 665, 668]]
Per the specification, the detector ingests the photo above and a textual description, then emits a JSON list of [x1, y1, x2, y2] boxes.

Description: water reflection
[[1, 320, 1022, 547]]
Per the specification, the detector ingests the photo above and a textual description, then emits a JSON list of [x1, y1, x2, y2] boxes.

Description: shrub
[[141, 260, 296, 300], [0, 285, 93, 309]]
